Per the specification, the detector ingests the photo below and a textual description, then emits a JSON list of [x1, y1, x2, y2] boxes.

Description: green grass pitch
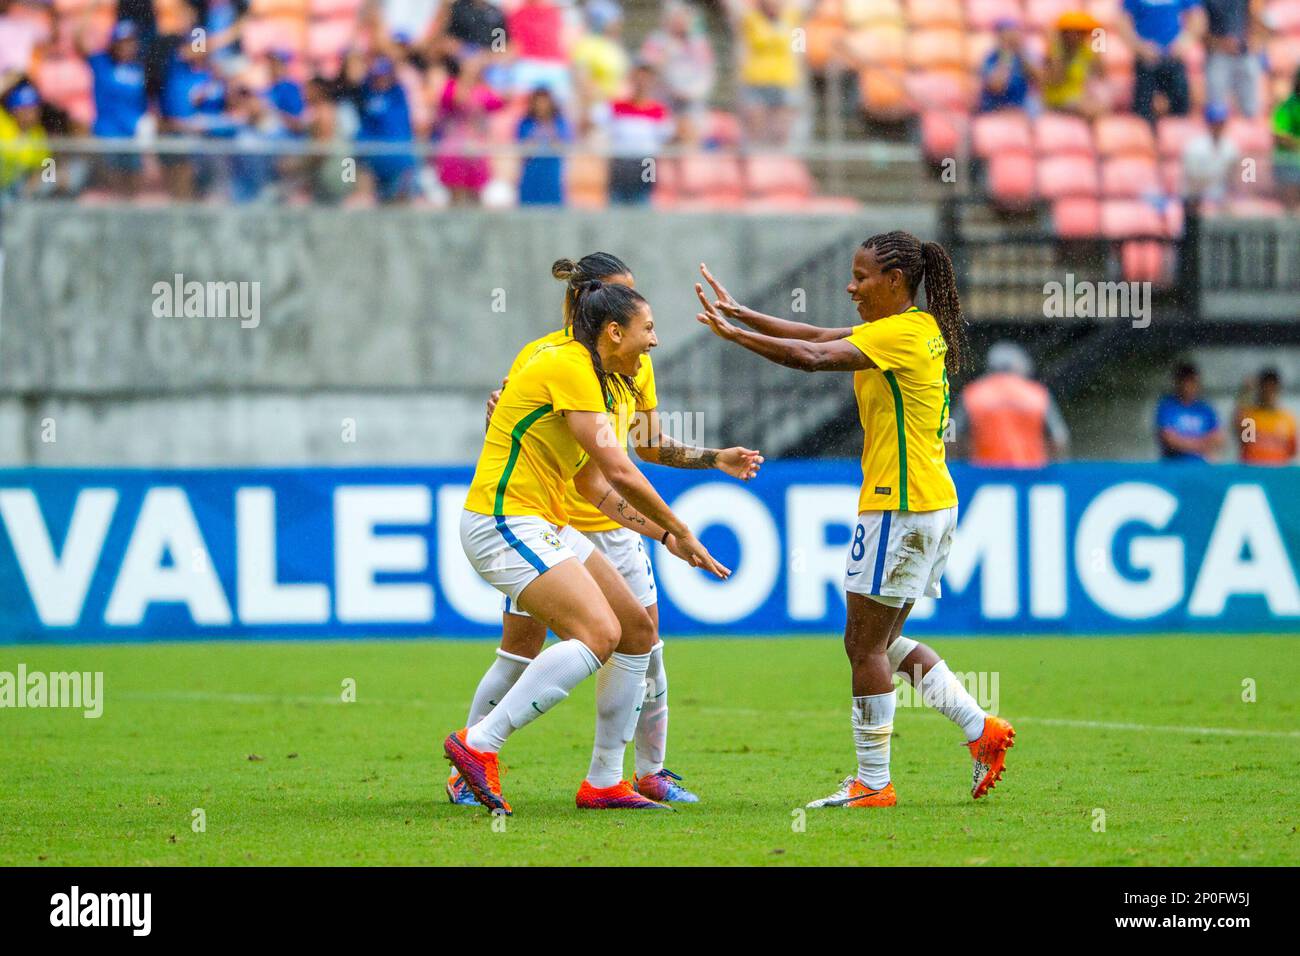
[[2, 635, 1296, 866]]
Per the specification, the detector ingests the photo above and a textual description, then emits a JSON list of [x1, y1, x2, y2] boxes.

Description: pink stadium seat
[[1037, 154, 1100, 199], [307, 16, 356, 60], [1267, 36, 1300, 78], [1223, 197, 1287, 217], [1098, 34, 1135, 73], [1052, 197, 1102, 237], [1121, 240, 1174, 285], [310, 0, 366, 16], [1094, 114, 1156, 157], [987, 149, 1036, 207], [1025, 0, 1074, 29], [652, 157, 679, 198], [250, 0, 308, 16], [805, 16, 845, 71], [1086, 0, 1122, 27], [1100, 198, 1165, 238], [1224, 117, 1272, 155], [1033, 111, 1094, 156], [843, 25, 907, 67], [745, 156, 815, 199], [905, 69, 975, 110], [906, 28, 966, 70], [1156, 115, 1207, 158], [965, 0, 1023, 30], [1265, 0, 1300, 34], [972, 109, 1031, 158], [843, 0, 906, 23], [920, 109, 970, 160], [1100, 155, 1161, 198], [906, 0, 965, 27], [965, 30, 996, 69], [242, 16, 308, 58], [679, 154, 746, 202]]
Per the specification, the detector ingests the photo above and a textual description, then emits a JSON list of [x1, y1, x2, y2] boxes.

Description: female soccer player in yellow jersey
[[447, 280, 732, 816], [448, 253, 762, 809], [695, 231, 1015, 807]]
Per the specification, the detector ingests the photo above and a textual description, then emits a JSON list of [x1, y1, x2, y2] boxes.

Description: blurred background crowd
[[0, 0, 1296, 211]]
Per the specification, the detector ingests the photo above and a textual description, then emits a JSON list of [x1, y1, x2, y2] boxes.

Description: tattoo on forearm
[[614, 497, 646, 527], [656, 437, 719, 470]]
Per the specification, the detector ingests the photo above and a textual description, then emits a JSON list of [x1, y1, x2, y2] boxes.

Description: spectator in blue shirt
[[1156, 362, 1223, 461], [266, 50, 306, 132], [978, 19, 1041, 113], [1120, 0, 1206, 122], [160, 43, 226, 198], [79, 19, 148, 194], [516, 86, 570, 205], [353, 56, 416, 204]]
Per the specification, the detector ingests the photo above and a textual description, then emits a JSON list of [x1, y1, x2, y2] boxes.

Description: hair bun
[[551, 258, 577, 281]]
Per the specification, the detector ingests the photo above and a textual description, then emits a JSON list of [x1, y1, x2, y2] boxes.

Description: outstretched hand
[[667, 531, 731, 579], [699, 263, 745, 319], [717, 446, 763, 480]]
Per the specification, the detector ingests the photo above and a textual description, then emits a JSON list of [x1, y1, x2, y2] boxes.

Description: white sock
[[587, 650, 651, 788], [852, 692, 895, 790], [634, 641, 667, 778], [917, 660, 988, 742], [465, 648, 532, 728], [466, 640, 600, 753]]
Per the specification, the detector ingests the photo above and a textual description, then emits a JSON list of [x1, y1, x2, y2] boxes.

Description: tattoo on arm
[[614, 497, 647, 527], [655, 434, 719, 470]]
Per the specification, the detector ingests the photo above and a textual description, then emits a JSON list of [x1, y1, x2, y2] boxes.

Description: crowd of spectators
[[967, 1, 1300, 207], [0, 0, 819, 205]]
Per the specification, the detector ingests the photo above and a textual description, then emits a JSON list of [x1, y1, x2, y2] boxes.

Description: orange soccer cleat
[[968, 715, 1016, 799], [575, 779, 673, 810], [443, 729, 511, 816], [806, 777, 897, 808]]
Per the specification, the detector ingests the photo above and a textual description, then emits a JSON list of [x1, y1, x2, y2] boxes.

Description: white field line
[[114, 691, 1299, 739]]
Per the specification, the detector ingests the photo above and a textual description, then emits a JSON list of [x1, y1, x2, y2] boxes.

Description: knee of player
[[576, 609, 621, 662], [617, 607, 656, 655]]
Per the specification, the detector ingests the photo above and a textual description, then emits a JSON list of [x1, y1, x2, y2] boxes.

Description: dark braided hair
[[552, 252, 633, 330], [570, 280, 646, 409], [861, 231, 969, 376]]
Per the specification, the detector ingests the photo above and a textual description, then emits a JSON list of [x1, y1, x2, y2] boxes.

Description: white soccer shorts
[[504, 525, 656, 617], [460, 510, 594, 607], [843, 506, 958, 606]]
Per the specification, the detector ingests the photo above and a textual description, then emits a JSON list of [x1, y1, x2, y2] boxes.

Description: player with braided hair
[[695, 231, 1014, 807]]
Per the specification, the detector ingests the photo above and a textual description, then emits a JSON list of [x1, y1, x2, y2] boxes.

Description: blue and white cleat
[[446, 771, 483, 807], [633, 768, 700, 803]]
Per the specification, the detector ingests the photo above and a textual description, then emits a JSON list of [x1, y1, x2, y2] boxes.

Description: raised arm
[[566, 411, 729, 578], [632, 408, 763, 479], [697, 298, 874, 373], [698, 264, 855, 343]]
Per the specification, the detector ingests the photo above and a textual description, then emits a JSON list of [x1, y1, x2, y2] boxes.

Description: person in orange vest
[[951, 341, 1070, 467], [1234, 368, 1298, 465]]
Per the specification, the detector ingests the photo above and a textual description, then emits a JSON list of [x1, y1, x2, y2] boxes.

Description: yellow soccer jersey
[[844, 308, 958, 513], [464, 339, 610, 527], [504, 327, 659, 533]]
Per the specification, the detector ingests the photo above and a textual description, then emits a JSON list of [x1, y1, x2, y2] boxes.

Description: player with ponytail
[[450, 256, 762, 812], [694, 231, 1014, 809]]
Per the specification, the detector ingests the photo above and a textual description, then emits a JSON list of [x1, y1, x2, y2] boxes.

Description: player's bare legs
[[445, 557, 615, 814], [808, 593, 902, 808], [885, 607, 1015, 799]]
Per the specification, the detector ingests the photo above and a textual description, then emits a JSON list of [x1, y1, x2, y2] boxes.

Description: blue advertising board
[[0, 462, 1297, 642]]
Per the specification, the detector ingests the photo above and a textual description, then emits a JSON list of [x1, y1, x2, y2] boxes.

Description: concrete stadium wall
[[1, 202, 932, 465]]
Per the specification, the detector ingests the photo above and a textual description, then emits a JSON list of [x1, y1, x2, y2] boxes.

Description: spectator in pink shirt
[[508, 0, 572, 103], [434, 52, 505, 205]]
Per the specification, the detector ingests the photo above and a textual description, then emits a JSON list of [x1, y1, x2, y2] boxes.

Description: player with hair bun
[[695, 231, 1015, 807]]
